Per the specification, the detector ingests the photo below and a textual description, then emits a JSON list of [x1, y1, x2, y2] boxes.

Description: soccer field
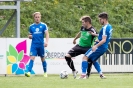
[[0, 74, 133, 88]]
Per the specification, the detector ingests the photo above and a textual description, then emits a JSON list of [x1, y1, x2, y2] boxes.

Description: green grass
[[0, 74, 133, 88]]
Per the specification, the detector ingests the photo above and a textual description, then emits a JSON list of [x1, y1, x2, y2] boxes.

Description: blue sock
[[82, 61, 88, 74], [42, 60, 47, 73], [93, 62, 102, 74], [28, 60, 34, 72]]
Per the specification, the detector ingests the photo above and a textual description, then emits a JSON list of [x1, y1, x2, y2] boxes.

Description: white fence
[[0, 38, 133, 75]]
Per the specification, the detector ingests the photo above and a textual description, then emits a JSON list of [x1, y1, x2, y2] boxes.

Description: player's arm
[[92, 35, 106, 51], [73, 32, 81, 44], [74, 32, 81, 41], [92, 27, 107, 51], [45, 30, 49, 44], [90, 33, 99, 37], [28, 34, 32, 39], [28, 26, 32, 39], [95, 27, 108, 47], [44, 24, 49, 47], [95, 35, 106, 47], [89, 28, 99, 37]]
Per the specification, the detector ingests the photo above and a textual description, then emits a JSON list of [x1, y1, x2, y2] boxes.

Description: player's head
[[98, 12, 108, 25], [33, 12, 41, 24], [80, 16, 91, 28]]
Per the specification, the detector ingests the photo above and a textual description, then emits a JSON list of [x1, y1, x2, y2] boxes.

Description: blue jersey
[[29, 22, 48, 45], [98, 24, 113, 48]]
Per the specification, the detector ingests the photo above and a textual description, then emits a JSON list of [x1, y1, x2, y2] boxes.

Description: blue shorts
[[85, 47, 107, 62], [30, 44, 45, 57]]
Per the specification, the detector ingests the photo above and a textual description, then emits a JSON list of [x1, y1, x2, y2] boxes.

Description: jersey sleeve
[[105, 25, 113, 39], [102, 25, 108, 36], [44, 24, 48, 32], [91, 28, 96, 34]]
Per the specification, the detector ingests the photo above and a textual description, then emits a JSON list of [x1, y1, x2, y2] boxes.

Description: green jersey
[[78, 26, 96, 47]]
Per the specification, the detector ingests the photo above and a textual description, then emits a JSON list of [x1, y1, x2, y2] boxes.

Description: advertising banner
[[0, 38, 133, 75]]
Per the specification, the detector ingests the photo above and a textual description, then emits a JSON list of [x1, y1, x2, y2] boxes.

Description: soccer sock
[[93, 62, 102, 75], [65, 56, 75, 71], [28, 59, 34, 72], [42, 60, 47, 73], [87, 61, 93, 75], [82, 61, 88, 74]]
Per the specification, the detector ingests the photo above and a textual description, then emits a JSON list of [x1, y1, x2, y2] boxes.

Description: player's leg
[[86, 59, 93, 78], [93, 61, 106, 79], [81, 48, 93, 76], [78, 55, 89, 79], [81, 47, 92, 78], [79, 48, 105, 79], [65, 54, 78, 79], [65, 45, 81, 78], [38, 45, 47, 77], [77, 48, 93, 79], [86, 60, 105, 79], [65, 54, 75, 72], [25, 56, 36, 77], [41, 57, 47, 77], [25, 46, 37, 77], [86, 48, 106, 79], [28, 56, 36, 72]]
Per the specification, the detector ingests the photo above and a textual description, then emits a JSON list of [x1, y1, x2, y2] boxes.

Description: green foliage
[[0, 0, 133, 38]]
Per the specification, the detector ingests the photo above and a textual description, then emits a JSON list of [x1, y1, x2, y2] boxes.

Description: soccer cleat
[[44, 73, 48, 77], [25, 72, 31, 77], [77, 74, 86, 79], [86, 73, 90, 79], [100, 74, 106, 79], [72, 71, 78, 79]]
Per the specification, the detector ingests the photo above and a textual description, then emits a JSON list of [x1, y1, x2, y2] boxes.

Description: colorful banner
[[0, 38, 133, 75], [6, 39, 35, 75]]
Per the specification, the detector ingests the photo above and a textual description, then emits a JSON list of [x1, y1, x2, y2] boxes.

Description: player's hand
[[89, 31, 95, 36], [89, 31, 99, 36], [73, 39, 76, 44], [92, 45, 97, 52], [28, 35, 32, 39], [88, 31, 92, 33], [89, 31, 93, 34], [95, 39, 99, 42], [44, 42, 48, 47]]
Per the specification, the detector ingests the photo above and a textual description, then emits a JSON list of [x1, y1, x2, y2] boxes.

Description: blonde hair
[[33, 12, 41, 17]]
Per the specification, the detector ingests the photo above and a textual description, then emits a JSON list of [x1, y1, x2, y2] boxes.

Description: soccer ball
[[60, 70, 68, 79]]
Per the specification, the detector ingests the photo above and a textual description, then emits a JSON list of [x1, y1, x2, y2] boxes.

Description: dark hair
[[98, 12, 108, 20], [80, 16, 92, 24]]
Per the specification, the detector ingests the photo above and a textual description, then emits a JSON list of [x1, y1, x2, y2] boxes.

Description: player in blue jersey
[[25, 12, 49, 77], [79, 12, 113, 79]]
